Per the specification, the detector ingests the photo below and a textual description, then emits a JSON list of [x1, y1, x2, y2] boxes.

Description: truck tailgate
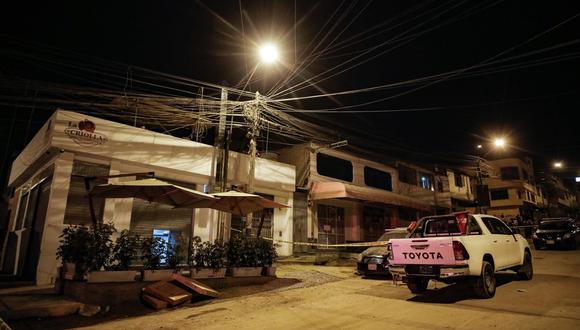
[[390, 237, 457, 265]]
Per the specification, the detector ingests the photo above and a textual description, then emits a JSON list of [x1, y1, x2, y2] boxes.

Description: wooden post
[[256, 212, 266, 238], [84, 177, 98, 227]]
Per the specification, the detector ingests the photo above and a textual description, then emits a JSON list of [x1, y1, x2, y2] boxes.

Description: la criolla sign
[[64, 119, 108, 146]]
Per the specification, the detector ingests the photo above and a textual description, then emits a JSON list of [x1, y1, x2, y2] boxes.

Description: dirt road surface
[[9, 248, 580, 330]]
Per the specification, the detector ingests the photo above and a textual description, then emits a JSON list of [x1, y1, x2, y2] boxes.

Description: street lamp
[[493, 138, 506, 149], [476, 144, 483, 149], [553, 161, 563, 169], [258, 43, 279, 64]]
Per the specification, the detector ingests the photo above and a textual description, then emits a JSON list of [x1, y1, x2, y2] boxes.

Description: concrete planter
[[228, 267, 263, 277], [262, 266, 277, 277], [190, 268, 227, 279], [142, 269, 175, 282], [63, 262, 86, 280], [87, 270, 137, 283]]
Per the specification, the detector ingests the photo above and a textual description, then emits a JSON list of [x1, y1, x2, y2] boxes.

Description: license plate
[[546, 240, 555, 244], [419, 265, 433, 274], [367, 264, 377, 271]]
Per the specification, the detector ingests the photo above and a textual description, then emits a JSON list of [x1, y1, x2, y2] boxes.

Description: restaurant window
[[398, 165, 417, 185], [316, 153, 353, 182], [64, 161, 110, 225], [419, 173, 433, 190], [454, 172, 464, 187], [490, 189, 509, 200], [500, 167, 520, 180], [364, 167, 392, 191]]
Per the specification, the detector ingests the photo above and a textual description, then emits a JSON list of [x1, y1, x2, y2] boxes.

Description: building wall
[[485, 158, 542, 216], [36, 152, 74, 285], [6, 110, 297, 285]]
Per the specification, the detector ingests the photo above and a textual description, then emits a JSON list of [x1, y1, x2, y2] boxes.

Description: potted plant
[[86, 229, 139, 283], [166, 234, 186, 272], [226, 235, 262, 277], [257, 238, 278, 276], [140, 236, 173, 281], [190, 236, 227, 278], [57, 225, 93, 280]]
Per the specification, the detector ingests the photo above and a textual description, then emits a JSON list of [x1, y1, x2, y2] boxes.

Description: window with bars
[[317, 204, 345, 245]]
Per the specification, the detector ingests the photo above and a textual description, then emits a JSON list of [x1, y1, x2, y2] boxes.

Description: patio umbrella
[[89, 178, 217, 208], [179, 190, 289, 216]]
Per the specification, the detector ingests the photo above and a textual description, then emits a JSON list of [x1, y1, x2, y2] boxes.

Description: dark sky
[[1, 0, 580, 185]]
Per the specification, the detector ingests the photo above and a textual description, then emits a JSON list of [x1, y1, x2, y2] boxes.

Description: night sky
[[1, 0, 580, 187]]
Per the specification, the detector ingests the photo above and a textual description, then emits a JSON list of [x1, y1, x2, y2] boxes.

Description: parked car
[[356, 228, 408, 277], [389, 213, 533, 298], [533, 218, 579, 250]]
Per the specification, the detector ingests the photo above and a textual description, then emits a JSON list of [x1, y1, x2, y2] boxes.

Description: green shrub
[[110, 230, 140, 271], [140, 236, 166, 270], [190, 236, 227, 270]]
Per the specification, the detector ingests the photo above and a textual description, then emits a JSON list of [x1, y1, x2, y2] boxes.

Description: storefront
[[309, 182, 430, 246], [0, 109, 295, 285]]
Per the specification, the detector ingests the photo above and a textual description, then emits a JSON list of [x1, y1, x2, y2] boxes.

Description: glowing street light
[[553, 161, 563, 168], [258, 43, 279, 64], [493, 138, 506, 148], [476, 144, 483, 149]]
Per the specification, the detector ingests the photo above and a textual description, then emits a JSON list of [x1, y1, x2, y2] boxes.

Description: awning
[[309, 182, 431, 211]]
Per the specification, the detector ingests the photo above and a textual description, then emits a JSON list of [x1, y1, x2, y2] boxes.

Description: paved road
[[10, 248, 580, 330]]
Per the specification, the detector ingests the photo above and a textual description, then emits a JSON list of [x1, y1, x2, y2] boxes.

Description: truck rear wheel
[[517, 251, 533, 280], [473, 261, 496, 298], [407, 277, 429, 294]]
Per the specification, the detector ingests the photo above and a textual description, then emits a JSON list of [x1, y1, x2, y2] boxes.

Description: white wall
[[36, 152, 74, 285], [272, 193, 294, 256]]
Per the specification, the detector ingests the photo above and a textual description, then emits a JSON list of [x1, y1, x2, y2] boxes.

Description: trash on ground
[[141, 275, 219, 310], [170, 274, 219, 298], [78, 304, 101, 317]]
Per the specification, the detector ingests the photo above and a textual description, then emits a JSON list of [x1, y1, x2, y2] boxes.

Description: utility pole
[[475, 156, 483, 214], [214, 88, 228, 191], [244, 92, 261, 235], [213, 88, 228, 240]]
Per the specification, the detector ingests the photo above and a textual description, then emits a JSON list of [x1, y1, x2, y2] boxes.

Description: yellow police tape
[[227, 226, 390, 248], [226, 225, 536, 248]]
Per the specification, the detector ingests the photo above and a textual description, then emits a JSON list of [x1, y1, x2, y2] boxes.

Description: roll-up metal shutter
[[129, 199, 193, 239], [64, 160, 110, 226]]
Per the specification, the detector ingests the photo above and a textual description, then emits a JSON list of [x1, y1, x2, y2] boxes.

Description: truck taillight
[[453, 241, 470, 260], [387, 243, 393, 260]]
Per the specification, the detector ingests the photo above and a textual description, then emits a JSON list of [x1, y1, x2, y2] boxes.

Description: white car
[[388, 213, 533, 298]]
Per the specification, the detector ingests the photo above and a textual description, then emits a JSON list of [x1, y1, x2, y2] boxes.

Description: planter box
[[142, 269, 175, 282], [87, 270, 137, 283], [228, 267, 263, 277], [63, 262, 86, 280], [190, 268, 227, 279], [262, 266, 277, 277]]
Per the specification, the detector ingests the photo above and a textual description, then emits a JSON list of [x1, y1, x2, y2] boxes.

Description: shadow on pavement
[[7, 277, 302, 330], [407, 272, 519, 304]]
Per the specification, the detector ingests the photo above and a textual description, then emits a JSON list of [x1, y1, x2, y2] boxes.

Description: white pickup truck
[[388, 213, 533, 298]]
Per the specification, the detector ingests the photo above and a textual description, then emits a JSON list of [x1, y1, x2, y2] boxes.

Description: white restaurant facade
[[0, 110, 295, 285]]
